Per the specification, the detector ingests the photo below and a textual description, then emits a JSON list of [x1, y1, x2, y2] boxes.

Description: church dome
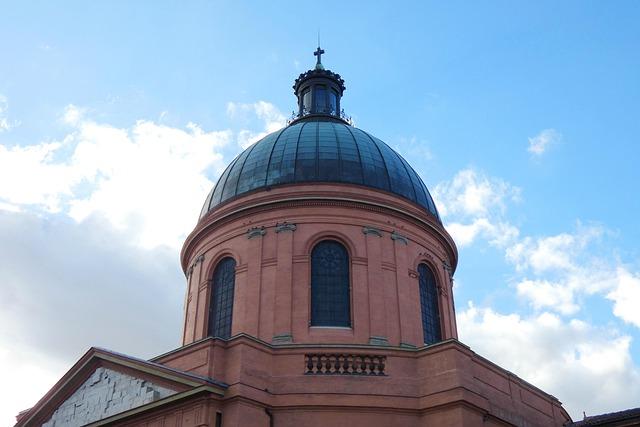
[[200, 119, 440, 221]]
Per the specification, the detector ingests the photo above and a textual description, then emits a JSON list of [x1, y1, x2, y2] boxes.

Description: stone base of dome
[[148, 334, 570, 427]]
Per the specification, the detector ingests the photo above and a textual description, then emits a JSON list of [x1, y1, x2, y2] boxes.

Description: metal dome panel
[[200, 120, 440, 221]]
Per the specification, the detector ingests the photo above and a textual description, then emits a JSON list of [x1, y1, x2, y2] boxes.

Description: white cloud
[[226, 101, 286, 149], [433, 169, 520, 247], [506, 226, 604, 274], [446, 218, 519, 248], [516, 279, 580, 315], [607, 267, 640, 328], [436, 167, 640, 418], [0, 139, 79, 212], [434, 169, 520, 217], [66, 119, 231, 248], [503, 224, 634, 317], [62, 104, 84, 125], [0, 94, 19, 132], [0, 111, 232, 248], [0, 101, 284, 424], [458, 303, 640, 419], [528, 128, 561, 155]]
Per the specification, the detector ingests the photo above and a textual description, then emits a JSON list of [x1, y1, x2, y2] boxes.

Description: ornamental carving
[[362, 226, 382, 237], [391, 230, 408, 245], [275, 222, 297, 233], [246, 226, 266, 239]]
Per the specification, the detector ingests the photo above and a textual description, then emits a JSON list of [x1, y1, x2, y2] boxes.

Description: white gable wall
[[42, 367, 176, 427]]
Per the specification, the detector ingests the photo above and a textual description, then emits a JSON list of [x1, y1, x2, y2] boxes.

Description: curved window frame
[[208, 257, 236, 339], [310, 240, 352, 327], [418, 263, 442, 345]]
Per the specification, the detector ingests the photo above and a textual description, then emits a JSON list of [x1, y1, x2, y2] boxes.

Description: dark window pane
[[329, 91, 337, 115], [311, 241, 351, 327], [314, 86, 327, 113], [208, 257, 236, 339], [418, 263, 442, 345], [302, 89, 311, 113]]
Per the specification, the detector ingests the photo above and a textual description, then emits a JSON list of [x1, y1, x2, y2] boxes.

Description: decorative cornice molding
[[275, 222, 297, 233], [362, 226, 382, 237], [391, 230, 409, 245], [246, 226, 266, 239], [183, 196, 457, 274], [272, 333, 293, 344], [368, 336, 389, 346]]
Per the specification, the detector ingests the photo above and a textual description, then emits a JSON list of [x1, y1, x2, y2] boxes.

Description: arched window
[[418, 263, 442, 345], [208, 257, 236, 339], [311, 240, 350, 327]]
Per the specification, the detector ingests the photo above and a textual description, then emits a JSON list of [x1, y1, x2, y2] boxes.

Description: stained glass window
[[311, 241, 351, 327], [208, 257, 236, 339], [418, 263, 442, 345]]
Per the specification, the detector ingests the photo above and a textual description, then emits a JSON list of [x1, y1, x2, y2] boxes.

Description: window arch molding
[[203, 249, 242, 280], [412, 253, 446, 284], [309, 238, 353, 328], [303, 230, 358, 259]]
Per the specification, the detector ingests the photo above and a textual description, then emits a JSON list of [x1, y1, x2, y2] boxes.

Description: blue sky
[[1, 1, 639, 424]]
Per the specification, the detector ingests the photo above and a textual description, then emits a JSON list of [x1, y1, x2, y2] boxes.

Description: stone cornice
[[181, 186, 458, 274]]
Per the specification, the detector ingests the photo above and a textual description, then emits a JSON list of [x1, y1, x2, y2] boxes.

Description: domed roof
[[200, 119, 440, 221]]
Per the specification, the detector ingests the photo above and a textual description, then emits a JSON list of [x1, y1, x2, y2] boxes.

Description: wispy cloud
[[528, 128, 561, 156], [433, 168, 520, 247], [227, 101, 286, 149], [0, 94, 19, 132]]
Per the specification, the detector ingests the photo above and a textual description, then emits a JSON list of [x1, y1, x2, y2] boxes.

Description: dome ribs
[[200, 120, 440, 222]]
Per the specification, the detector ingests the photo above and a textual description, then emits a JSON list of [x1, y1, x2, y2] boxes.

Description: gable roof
[[15, 347, 227, 427]]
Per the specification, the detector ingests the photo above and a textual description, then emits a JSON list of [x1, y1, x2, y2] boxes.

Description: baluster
[[342, 355, 350, 374], [306, 355, 312, 373], [354, 356, 363, 374], [324, 355, 332, 374], [367, 356, 375, 375], [378, 356, 386, 375]]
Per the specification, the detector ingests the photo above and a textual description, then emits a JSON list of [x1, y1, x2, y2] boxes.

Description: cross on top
[[314, 46, 325, 66]]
